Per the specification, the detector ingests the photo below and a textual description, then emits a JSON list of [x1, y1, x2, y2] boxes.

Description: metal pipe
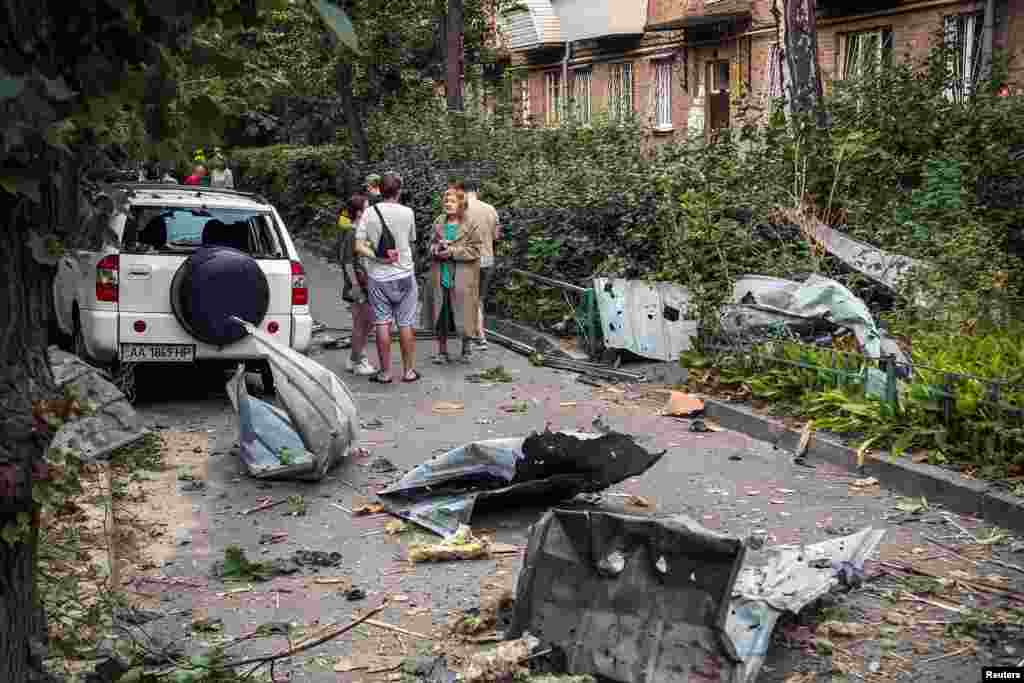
[[510, 268, 587, 293], [562, 40, 572, 119]]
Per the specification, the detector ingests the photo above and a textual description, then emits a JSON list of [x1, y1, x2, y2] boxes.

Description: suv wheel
[[73, 311, 89, 361]]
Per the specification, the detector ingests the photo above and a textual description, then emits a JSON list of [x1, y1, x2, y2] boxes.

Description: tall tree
[[0, 2, 355, 677], [773, 0, 828, 127], [447, 0, 465, 112]]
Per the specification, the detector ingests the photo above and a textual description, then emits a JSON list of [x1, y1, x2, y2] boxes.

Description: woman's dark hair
[[347, 193, 368, 221]]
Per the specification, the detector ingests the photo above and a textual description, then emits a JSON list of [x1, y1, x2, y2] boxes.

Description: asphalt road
[[120, 248, 1015, 683]]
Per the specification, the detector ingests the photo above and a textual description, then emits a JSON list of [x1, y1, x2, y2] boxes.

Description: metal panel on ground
[[593, 278, 698, 362]]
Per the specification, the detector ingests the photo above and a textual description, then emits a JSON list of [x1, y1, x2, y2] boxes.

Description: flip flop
[[369, 374, 393, 384], [402, 370, 422, 383]]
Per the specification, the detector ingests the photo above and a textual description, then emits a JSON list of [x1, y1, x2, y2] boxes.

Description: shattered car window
[[121, 207, 285, 258]]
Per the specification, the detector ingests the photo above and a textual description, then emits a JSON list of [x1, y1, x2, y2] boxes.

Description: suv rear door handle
[[127, 264, 152, 278]]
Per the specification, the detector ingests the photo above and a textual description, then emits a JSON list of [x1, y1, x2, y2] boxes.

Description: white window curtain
[[545, 71, 561, 125], [654, 60, 673, 129], [944, 12, 984, 103], [609, 62, 633, 121], [571, 68, 592, 124], [842, 29, 892, 80]]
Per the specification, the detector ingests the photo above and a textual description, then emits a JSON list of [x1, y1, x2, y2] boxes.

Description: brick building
[[495, 0, 1024, 140]]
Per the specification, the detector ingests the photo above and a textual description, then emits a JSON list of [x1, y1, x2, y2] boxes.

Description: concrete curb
[[704, 399, 1024, 535]]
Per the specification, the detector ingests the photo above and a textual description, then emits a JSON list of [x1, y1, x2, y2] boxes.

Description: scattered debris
[[689, 420, 711, 433], [364, 618, 433, 640], [432, 401, 465, 414], [313, 576, 351, 586], [501, 400, 529, 414], [378, 430, 665, 537], [47, 346, 150, 461], [353, 503, 386, 516], [453, 589, 515, 635], [593, 278, 698, 362], [362, 417, 385, 429], [258, 531, 288, 545], [796, 420, 815, 460], [212, 546, 299, 582], [463, 634, 540, 683], [385, 519, 408, 535], [663, 391, 704, 418], [228, 318, 360, 481], [286, 494, 307, 516], [401, 655, 457, 683], [292, 550, 342, 568], [369, 456, 399, 474], [849, 477, 881, 495], [345, 587, 367, 601], [821, 621, 871, 638], [243, 497, 286, 515], [191, 617, 224, 633], [410, 525, 490, 563], [466, 367, 515, 383]]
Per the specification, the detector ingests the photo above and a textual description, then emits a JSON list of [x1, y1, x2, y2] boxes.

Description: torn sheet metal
[[226, 366, 322, 479], [725, 527, 886, 683], [377, 431, 665, 537], [47, 346, 149, 462], [724, 274, 907, 361], [230, 318, 359, 480], [508, 509, 748, 683], [802, 216, 926, 294], [593, 278, 698, 362]]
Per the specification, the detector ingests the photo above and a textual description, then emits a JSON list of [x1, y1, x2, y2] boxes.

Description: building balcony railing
[[646, 0, 753, 30]]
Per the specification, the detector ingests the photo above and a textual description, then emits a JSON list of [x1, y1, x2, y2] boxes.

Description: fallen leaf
[[314, 577, 351, 585], [353, 503, 385, 516], [664, 391, 704, 418], [883, 611, 912, 626], [432, 401, 465, 414], [850, 477, 879, 488], [822, 621, 872, 638], [385, 519, 408, 535], [894, 497, 927, 514]]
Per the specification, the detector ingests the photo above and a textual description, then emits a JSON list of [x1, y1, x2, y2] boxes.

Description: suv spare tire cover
[[171, 246, 271, 346]]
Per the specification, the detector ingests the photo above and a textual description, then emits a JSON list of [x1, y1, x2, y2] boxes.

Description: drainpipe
[[981, 0, 995, 81], [562, 40, 572, 119]]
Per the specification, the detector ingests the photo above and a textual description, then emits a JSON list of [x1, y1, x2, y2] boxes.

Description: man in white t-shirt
[[355, 172, 420, 383]]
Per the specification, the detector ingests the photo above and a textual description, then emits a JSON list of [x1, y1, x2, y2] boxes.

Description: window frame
[[838, 27, 894, 81], [570, 66, 593, 125], [608, 61, 634, 122], [944, 10, 984, 103], [654, 59, 674, 131], [544, 70, 562, 126]]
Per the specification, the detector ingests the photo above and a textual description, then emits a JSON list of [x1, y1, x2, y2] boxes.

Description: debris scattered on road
[[663, 391, 704, 418], [229, 318, 360, 481], [410, 525, 489, 563], [345, 587, 367, 601], [212, 546, 299, 581], [377, 430, 665, 536], [464, 634, 540, 683], [47, 346, 150, 461], [466, 367, 515, 384], [849, 477, 881, 495], [258, 531, 289, 545], [353, 502, 386, 516], [433, 401, 466, 414], [365, 618, 432, 640], [313, 576, 351, 586], [385, 519, 408, 535], [501, 400, 530, 414], [796, 420, 815, 459], [369, 456, 399, 474], [453, 589, 515, 635], [362, 417, 385, 429], [401, 655, 457, 683], [286, 494, 307, 516], [292, 550, 342, 568], [689, 419, 711, 433]]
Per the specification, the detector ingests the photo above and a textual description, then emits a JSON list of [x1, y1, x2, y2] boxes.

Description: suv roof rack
[[113, 183, 269, 205]]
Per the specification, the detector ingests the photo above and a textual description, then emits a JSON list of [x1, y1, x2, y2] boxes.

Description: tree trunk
[[335, 60, 369, 163], [775, 0, 828, 127], [0, 188, 60, 682], [446, 0, 464, 112]]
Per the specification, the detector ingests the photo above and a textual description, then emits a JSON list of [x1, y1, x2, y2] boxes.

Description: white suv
[[52, 183, 313, 393]]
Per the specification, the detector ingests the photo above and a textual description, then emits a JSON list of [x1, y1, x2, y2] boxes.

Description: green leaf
[[312, 0, 360, 54]]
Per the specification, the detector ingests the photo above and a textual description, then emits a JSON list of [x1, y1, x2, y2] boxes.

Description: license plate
[[120, 343, 196, 363]]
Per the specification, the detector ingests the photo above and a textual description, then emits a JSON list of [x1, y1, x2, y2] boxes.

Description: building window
[[945, 11, 983, 103], [654, 60, 673, 129], [544, 71, 561, 125], [840, 28, 893, 80], [571, 67, 592, 124], [609, 62, 633, 121]]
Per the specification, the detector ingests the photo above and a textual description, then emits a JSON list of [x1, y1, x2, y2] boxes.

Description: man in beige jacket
[[458, 177, 499, 350]]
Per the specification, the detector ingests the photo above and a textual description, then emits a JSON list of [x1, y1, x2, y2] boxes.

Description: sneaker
[[351, 358, 378, 376], [472, 338, 488, 350]]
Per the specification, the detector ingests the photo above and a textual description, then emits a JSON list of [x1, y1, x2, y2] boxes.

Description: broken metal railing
[[508, 268, 604, 358], [702, 334, 1024, 460]]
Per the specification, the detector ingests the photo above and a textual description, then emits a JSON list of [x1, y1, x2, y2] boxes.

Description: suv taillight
[[291, 260, 308, 306], [96, 255, 119, 302]]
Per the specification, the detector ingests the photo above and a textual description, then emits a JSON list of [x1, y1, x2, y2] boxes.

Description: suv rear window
[[121, 206, 285, 258]]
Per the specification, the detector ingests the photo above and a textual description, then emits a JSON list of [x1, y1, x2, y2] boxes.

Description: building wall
[[513, 0, 1024, 136]]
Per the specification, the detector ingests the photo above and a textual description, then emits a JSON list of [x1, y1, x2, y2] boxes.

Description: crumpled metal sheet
[[804, 218, 926, 294], [226, 366, 322, 480], [508, 509, 748, 683], [377, 432, 665, 537], [593, 278, 699, 362], [47, 347, 148, 462], [725, 527, 887, 683], [230, 318, 359, 480]]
